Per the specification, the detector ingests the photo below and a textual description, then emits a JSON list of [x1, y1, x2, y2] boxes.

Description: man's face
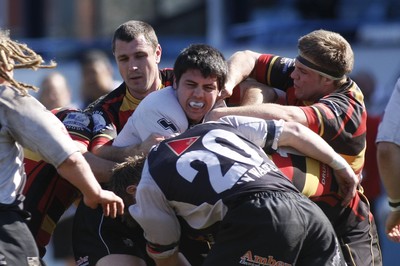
[[175, 69, 219, 124], [290, 60, 329, 101], [114, 35, 161, 99], [40, 76, 71, 110], [82, 61, 113, 100]]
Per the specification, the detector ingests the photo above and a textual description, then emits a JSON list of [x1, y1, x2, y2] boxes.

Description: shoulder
[[136, 87, 181, 116], [133, 86, 188, 136], [0, 85, 37, 106], [143, 86, 176, 104], [159, 68, 174, 86], [86, 82, 126, 112]]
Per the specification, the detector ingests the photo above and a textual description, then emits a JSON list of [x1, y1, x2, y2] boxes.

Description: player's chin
[[294, 92, 308, 101], [127, 80, 144, 90], [187, 113, 204, 124]]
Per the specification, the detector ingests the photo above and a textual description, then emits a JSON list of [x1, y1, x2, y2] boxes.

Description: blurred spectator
[[352, 70, 382, 219], [38, 72, 73, 110], [78, 49, 120, 108]]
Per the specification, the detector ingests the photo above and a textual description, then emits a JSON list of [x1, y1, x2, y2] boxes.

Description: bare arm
[[57, 151, 124, 218], [279, 121, 358, 206], [82, 152, 115, 183], [237, 79, 278, 105], [221, 50, 261, 99], [377, 141, 400, 242], [74, 140, 115, 183], [377, 142, 400, 201], [92, 134, 165, 162], [207, 103, 308, 126]]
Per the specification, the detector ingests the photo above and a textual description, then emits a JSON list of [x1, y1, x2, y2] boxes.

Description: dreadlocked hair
[[0, 29, 56, 95]]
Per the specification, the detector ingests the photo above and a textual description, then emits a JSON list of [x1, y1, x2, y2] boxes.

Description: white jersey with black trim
[[112, 86, 189, 147]]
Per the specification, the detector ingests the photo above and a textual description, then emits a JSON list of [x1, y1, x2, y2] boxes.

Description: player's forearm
[[57, 152, 102, 200], [377, 142, 400, 201], [239, 79, 277, 105], [279, 122, 349, 170], [207, 104, 307, 126], [91, 144, 135, 162], [57, 151, 124, 216], [83, 151, 115, 183], [226, 50, 259, 88]]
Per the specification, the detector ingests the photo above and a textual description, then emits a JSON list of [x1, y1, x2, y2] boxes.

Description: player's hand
[[386, 211, 400, 242], [138, 133, 165, 154], [83, 189, 124, 218], [204, 107, 225, 122], [333, 167, 358, 207], [218, 81, 235, 101]]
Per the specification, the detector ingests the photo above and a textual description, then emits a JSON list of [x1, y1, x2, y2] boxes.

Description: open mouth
[[189, 101, 204, 108]]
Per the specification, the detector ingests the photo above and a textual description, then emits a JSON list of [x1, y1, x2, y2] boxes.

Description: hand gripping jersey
[[88, 69, 174, 149], [22, 108, 94, 257], [113, 86, 189, 147], [129, 117, 298, 258]]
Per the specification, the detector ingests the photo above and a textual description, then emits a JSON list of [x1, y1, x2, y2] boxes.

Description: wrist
[[330, 155, 348, 170]]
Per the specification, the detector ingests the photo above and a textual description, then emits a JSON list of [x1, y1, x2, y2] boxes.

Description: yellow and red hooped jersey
[[254, 54, 366, 177]]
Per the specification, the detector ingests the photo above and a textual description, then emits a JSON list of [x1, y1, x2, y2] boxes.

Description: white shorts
[[376, 78, 400, 146]]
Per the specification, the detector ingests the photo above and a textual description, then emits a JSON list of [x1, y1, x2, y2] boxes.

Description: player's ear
[[155, 44, 162, 64], [321, 75, 335, 87], [126, 184, 137, 195]]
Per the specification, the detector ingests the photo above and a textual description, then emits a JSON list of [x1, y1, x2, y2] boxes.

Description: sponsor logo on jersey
[[280, 57, 295, 74], [239, 250, 292, 266], [76, 256, 89, 266], [157, 118, 178, 132], [63, 112, 91, 130], [319, 99, 342, 117], [92, 113, 108, 133], [27, 257, 40, 266]]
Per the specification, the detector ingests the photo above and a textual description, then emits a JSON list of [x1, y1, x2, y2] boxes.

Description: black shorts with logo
[[203, 191, 346, 266], [72, 202, 153, 266]]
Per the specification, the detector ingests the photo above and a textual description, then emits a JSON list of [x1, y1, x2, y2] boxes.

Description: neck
[[128, 87, 157, 100]]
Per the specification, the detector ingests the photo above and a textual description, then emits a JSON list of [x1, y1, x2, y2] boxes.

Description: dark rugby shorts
[[72, 202, 153, 266]]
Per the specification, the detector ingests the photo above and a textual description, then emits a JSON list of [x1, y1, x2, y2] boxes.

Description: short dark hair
[[112, 20, 158, 54], [173, 44, 228, 91], [105, 155, 146, 228], [106, 155, 145, 200]]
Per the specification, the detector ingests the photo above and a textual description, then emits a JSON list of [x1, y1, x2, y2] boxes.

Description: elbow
[[285, 121, 303, 138], [278, 121, 304, 147]]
